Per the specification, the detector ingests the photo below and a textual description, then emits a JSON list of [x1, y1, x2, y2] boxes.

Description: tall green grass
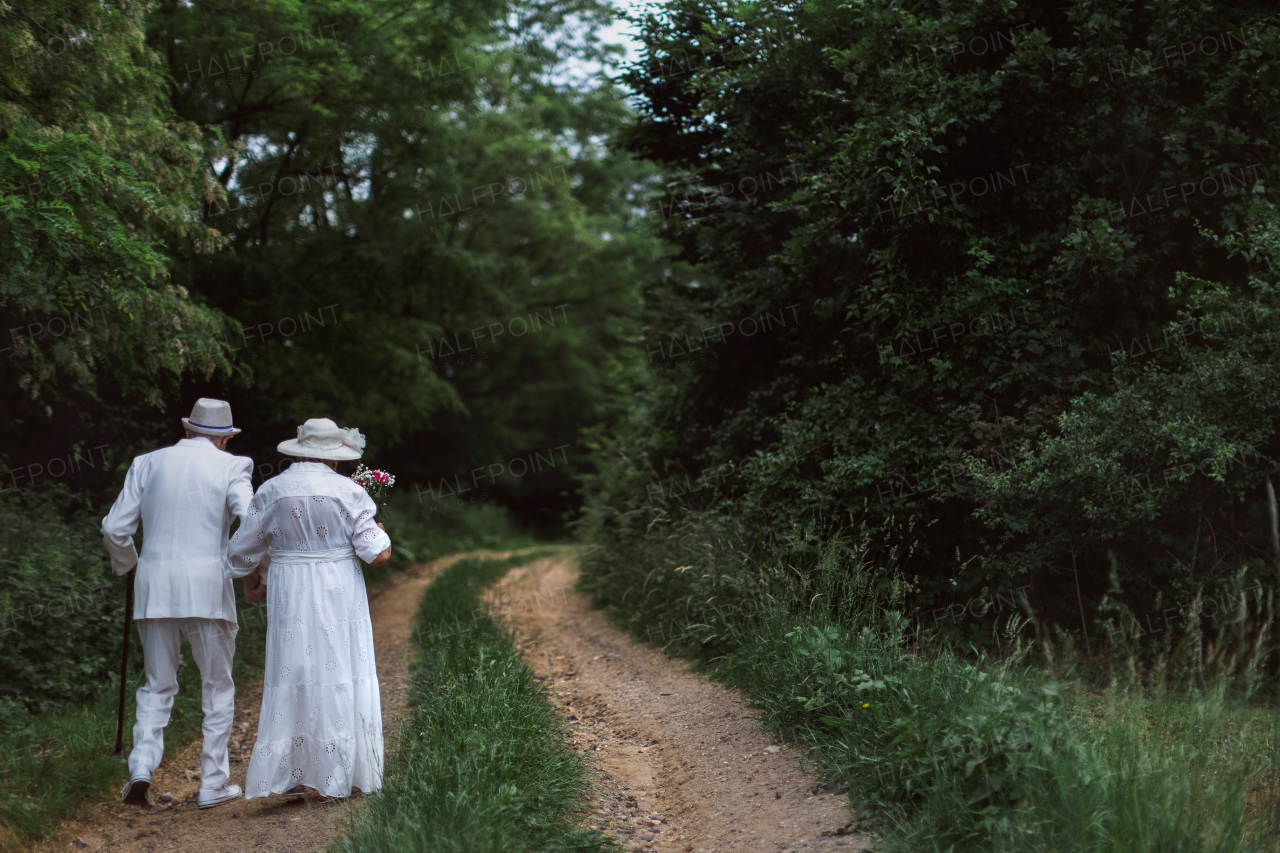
[[330, 552, 606, 853], [577, 503, 1280, 852]]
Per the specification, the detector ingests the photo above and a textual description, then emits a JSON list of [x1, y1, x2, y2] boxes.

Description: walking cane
[[114, 568, 135, 757]]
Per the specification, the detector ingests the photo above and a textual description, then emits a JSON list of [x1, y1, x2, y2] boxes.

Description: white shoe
[[198, 784, 242, 809], [121, 775, 151, 805]]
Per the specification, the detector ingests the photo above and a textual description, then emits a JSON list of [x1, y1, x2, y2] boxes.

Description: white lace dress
[[226, 461, 392, 799]]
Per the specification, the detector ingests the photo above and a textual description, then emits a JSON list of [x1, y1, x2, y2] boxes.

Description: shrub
[[0, 490, 125, 715]]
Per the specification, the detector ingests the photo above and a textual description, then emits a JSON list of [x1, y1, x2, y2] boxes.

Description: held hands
[[243, 570, 267, 603], [372, 522, 391, 567]]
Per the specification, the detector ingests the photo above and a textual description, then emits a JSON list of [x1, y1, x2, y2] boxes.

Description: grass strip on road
[[331, 552, 608, 853]]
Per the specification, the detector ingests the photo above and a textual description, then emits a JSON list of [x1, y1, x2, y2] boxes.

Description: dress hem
[[243, 783, 381, 801]]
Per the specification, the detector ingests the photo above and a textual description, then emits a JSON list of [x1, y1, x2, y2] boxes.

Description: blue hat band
[[188, 421, 235, 431]]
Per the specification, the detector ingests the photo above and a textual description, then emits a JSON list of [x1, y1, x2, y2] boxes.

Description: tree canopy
[[2, 0, 666, 533], [586, 0, 1280, 619]]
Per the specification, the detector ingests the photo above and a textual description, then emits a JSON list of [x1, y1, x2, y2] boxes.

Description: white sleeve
[[226, 456, 254, 523], [227, 491, 270, 578], [101, 459, 144, 576], [348, 489, 391, 564]]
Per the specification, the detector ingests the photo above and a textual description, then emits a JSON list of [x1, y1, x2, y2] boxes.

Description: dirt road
[[34, 549, 542, 853], [488, 553, 873, 853], [38, 548, 870, 852]]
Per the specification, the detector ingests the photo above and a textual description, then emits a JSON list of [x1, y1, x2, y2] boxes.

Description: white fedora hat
[[182, 398, 241, 436], [277, 418, 365, 461]]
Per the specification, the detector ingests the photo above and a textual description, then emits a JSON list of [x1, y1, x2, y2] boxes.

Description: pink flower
[[349, 464, 395, 501]]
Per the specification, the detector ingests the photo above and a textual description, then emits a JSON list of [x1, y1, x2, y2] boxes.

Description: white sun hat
[[277, 418, 366, 461], [182, 397, 242, 436]]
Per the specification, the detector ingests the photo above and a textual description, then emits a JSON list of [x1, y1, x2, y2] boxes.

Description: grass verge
[[578, 506, 1280, 853], [330, 551, 607, 853]]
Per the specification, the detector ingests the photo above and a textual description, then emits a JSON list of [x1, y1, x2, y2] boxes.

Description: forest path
[[35, 547, 546, 853], [486, 553, 873, 853]]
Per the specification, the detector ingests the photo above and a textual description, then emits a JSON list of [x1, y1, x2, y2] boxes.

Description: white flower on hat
[[341, 428, 366, 453]]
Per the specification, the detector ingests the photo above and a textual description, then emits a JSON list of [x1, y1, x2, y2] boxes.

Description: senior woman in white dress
[[227, 418, 392, 800]]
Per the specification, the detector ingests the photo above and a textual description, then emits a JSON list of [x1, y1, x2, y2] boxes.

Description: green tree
[[587, 0, 1280, 619], [148, 0, 663, 530], [969, 206, 1280, 609], [1, 0, 234, 488]]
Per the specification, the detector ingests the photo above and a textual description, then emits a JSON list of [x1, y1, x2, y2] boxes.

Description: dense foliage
[[1, 0, 234, 457], [582, 0, 1280, 624], [1, 0, 652, 701], [969, 209, 1280, 603], [148, 0, 663, 530], [0, 493, 121, 713], [3, 0, 663, 524]]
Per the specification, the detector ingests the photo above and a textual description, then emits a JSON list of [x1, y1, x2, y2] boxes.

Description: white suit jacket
[[102, 437, 254, 622]]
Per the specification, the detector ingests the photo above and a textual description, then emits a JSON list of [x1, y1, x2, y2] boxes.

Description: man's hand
[[243, 570, 267, 603], [371, 522, 391, 566]]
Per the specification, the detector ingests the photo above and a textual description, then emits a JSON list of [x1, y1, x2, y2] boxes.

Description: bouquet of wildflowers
[[351, 464, 396, 509]]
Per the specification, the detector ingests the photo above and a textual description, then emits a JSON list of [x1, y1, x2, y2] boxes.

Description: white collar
[[289, 461, 336, 472], [178, 436, 220, 451]]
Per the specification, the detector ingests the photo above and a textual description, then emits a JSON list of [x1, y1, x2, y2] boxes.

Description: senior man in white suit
[[102, 398, 266, 808]]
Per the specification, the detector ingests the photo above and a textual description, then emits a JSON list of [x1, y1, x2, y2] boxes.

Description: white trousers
[[129, 618, 238, 792]]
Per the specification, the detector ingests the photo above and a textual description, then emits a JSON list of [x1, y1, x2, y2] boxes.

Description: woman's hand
[[243, 570, 267, 603], [371, 522, 391, 566]]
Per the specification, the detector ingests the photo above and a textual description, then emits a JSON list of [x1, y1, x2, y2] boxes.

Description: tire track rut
[[488, 553, 873, 853]]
